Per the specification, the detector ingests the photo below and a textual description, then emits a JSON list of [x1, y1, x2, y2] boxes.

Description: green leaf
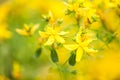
[[50, 48, 59, 63], [34, 48, 42, 58], [68, 51, 76, 66]]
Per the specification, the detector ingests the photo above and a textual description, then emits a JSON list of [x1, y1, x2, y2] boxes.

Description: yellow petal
[[24, 24, 29, 31], [58, 31, 69, 35], [55, 35, 65, 43], [64, 44, 78, 51], [84, 47, 97, 53], [76, 26, 86, 43], [76, 27, 85, 43], [45, 27, 54, 34], [81, 39, 93, 47], [76, 32, 82, 43], [31, 24, 39, 34], [39, 31, 48, 38], [49, 10, 53, 19], [16, 29, 28, 36], [44, 35, 55, 45], [76, 47, 83, 62]]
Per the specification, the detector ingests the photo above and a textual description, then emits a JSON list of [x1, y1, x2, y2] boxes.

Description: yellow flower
[[16, 24, 39, 36], [83, 8, 99, 26], [65, 0, 98, 25], [64, 0, 84, 15], [65, 0, 91, 13], [42, 11, 56, 26], [0, 24, 11, 40], [12, 61, 21, 79], [0, 3, 11, 40], [64, 27, 97, 62], [39, 27, 68, 45]]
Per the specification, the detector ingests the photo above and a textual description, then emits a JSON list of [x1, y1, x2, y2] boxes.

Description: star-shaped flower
[[16, 24, 39, 36], [64, 27, 97, 62], [39, 27, 68, 45]]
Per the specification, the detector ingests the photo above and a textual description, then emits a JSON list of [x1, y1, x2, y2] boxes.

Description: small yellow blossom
[[42, 11, 57, 26], [64, 0, 84, 16], [64, 27, 97, 62], [16, 24, 39, 36], [65, 0, 99, 26], [39, 27, 68, 45]]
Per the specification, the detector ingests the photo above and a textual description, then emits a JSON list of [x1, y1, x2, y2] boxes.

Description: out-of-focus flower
[[97, 6, 119, 32], [42, 11, 55, 26], [42, 11, 63, 27], [39, 26, 68, 45], [0, 2, 11, 40], [64, 27, 97, 62], [0, 25, 11, 40], [64, 0, 99, 27], [104, 0, 120, 8], [16, 24, 39, 36], [12, 61, 21, 79], [0, 75, 9, 80], [84, 9, 99, 23], [0, 2, 10, 22]]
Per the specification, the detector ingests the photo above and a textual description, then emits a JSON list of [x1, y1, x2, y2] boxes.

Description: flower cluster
[[16, 10, 97, 66]]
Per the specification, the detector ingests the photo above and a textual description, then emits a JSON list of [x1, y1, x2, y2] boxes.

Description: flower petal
[[64, 44, 78, 51], [55, 35, 65, 43], [44, 35, 55, 45], [45, 27, 54, 34], [58, 31, 69, 35], [81, 39, 93, 47], [24, 24, 29, 31], [76, 47, 83, 62], [39, 31, 48, 38], [76, 32, 82, 43], [31, 24, 39, 34], [16, 29, 28, 36], [84, 47, 97, 54]]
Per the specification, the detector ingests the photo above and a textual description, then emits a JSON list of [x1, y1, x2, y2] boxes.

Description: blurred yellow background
[[0, 0, 120, 80]]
